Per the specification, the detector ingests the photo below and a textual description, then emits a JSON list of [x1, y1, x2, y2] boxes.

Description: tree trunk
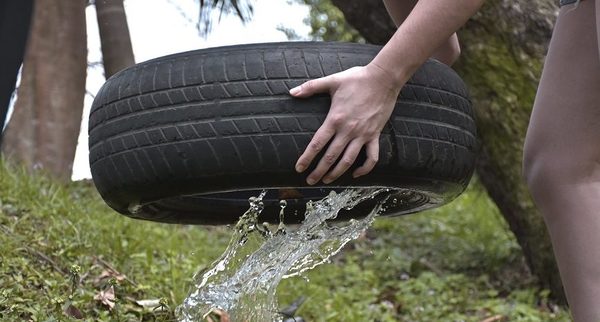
[[95, 0, 135, 78], [331, 0, 566, 303], [1, 0, 87, 181]]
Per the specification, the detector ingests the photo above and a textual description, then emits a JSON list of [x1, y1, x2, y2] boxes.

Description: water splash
[[176, 188, 391, 322]]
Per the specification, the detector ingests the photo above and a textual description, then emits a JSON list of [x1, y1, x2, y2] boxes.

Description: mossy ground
[[0, 159, 570, 321]]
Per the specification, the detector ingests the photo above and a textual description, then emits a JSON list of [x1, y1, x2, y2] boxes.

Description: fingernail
[[307, 178, 316, 185], [296, 164, 306, 173], [289, 86, 301, 95], [323, 177, 332, 184]]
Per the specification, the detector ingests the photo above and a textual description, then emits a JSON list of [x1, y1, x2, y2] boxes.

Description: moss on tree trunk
[[456, 0, 564, 303]]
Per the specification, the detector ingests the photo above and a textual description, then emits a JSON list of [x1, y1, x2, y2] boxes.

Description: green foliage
[[197, 0, 254, 37], [0, 159, 570, 321], [0, 159, 231, 321], [277, 180, 570, 321], [297, 0, 364, 42]]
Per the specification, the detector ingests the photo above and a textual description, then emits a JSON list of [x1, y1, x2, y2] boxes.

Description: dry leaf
[[64, 304, 84, 319], [94, 269, 127, 285], [94, 285, 116, 309]]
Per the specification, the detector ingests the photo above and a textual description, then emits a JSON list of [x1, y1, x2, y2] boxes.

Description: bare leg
[[523, 1, 600, 321], [382, 0, 460, 65]]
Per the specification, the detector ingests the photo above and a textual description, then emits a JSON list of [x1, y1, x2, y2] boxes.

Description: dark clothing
[[0, 0, 34, 143]]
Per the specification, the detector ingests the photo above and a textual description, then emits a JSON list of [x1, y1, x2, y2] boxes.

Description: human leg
[[523, 1, 600, 320], [382, 0, 460, 65]]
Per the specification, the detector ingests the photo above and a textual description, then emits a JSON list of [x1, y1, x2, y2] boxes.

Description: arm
[[291, 0, 484, 185], [372, 0, 480, 85], [383, 0, 416, 27], [383, 0, 461, 66]]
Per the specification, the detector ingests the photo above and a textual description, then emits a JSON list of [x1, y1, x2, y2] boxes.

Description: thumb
[[289, 76, 335, 98]]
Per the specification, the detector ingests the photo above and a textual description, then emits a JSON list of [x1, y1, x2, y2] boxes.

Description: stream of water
[[176, 188, 392, 322]]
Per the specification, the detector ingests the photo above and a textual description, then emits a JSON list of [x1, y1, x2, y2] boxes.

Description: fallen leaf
[[135, 299, 161, 309], [64, 304, 84, 319], [94, 285, 116, 309], [94, 269, 126, 285]]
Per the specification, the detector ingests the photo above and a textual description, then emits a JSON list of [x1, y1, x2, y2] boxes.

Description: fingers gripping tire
[[88, 42, 478, 225]]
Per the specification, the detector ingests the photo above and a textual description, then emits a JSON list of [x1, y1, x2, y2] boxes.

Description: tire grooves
[[88, 42, 477, 225]]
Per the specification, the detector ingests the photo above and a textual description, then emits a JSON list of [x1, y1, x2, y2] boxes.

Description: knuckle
[[340, 158, 354, 167], [309, 140, 322, 152], [302, 79, 317, 92], [302, 81, 314, 91], [329, 115, 344, 127], [368, 156, 379, 165], [365, 129, 379, 138], [324, 153, 337, 164], [346, 121, 359, 131], [348, 120, 360, 129]]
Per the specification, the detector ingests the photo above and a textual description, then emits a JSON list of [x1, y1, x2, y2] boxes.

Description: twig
[[418, 257, 444, 276], [0, 224, 11, 235], [79, 269, 91, 285], [481, 315, 505, 322], [93, 256, 138, 287], [1, 223, 67, 275], [26, 247, 67, 275]]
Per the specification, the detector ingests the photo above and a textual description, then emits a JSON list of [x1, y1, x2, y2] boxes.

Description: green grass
[[0, 159, 571, 321]]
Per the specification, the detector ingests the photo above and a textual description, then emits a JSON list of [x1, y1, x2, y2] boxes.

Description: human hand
[[290, 63, 404, 185]]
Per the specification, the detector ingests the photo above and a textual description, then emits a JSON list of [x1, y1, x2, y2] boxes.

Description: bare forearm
[[382, 0, 418, 27], [372, 0, 484, 86]]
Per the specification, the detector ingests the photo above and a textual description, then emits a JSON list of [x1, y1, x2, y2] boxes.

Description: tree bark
[[1, 0, 87, 181], [331, 0, 566, 303], [95, 0, 135, 78]]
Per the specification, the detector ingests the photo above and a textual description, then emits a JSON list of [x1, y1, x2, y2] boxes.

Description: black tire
[[88, 42, 477, 225]]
